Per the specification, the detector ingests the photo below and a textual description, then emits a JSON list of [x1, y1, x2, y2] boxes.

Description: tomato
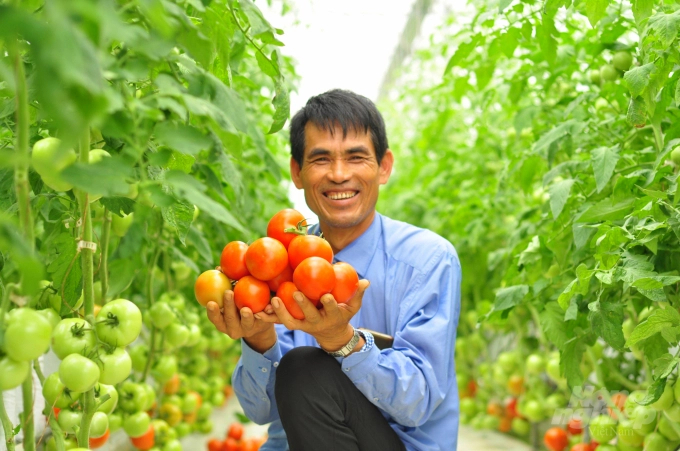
[[671, 147, 680, 166], [588, 414, 616, 443], [612, 51, 632, 71], [522, 399, 544, 423], [288, 235, 333, 270], [186, 323, 202, 346], [109, 413, 123, 432], [525, 354, 545, 375], [212, 391, 225, 406], [293, 257, 336, 301], [195, 270, 232, 308], [652, 382, 674, 411], [567, 418, 583, 435], [94, 383, 119, 414], [544, 427, 569, 451], [227, 421, 244, 440], [43, 372, 80, 409], [600, 64, 618, 82], [90, 411, 109, 438], [160, 402, 183, 426], [658, 414, 680, 440], [499, 416, 512, 433], [267, 209, 307, 248], [4, 308, 52, 361], [644, 431, 672, 451], [140, 382, 156, 411], [164, 374, 181, 395], [267, 264, 293, 292], [59, 354, 100, 392], [569, 445, 590, 451], [504, 397, 518, 419], [57, 409, 82, 434], [36, 308, 61, 329], [223, 437, 241, 451], [130, 425, 155, 450], [0, 357, 28, 392], [507, 374, 524, 396], [608, 392, 627, 418], [175, 422, 191, 438], [330, 262, 358, 303], [486, 401, 503, 417], [151, 355, 178, 384], [220, 241, 250, 280], [208, 438, 223, 451], [159, 291, 187, 311], [95, 299, 143, 347], [233, 275, 271, 314], [124, 411, 151, 437], [149, 300, 176, 329], [197, 403, 212, 421], [89, 428, 110, 449], [51, 317, 97, 360], [98, 346, 131, 385], [617, 419, 644, 446], [244, 237, 288, 281], [511, 417, 530, 436], [276, 281, 305, 319], [164, 439, 183, 451], [31, 137, 77, 191], [624, 390, 645, 414], [118, 381, 148, 413], [129, 344, 149, 372], [182, 391, 202, 414], [112, 212, 134, 237]]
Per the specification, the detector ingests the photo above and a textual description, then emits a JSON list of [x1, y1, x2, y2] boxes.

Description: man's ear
[[379, 149, 394, 185], [290, 157, 303, 189]]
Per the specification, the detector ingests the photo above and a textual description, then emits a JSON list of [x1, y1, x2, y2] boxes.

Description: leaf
[[627, 96, 647, 128], [187, 226, 213, 265], [632, 0, 653, 24], [588, 299, 625, 350], [632, 276, 680, 290], [255, 50, 278, 79], [61, 157, 133, 198], [100, 197, 136, 217], [646, 11, 680, 48], [562, 337, 585, 389], [532, 120, 584, 155], [639, 378, 666, 406], [162, 200, 194, 245], [543, 0, 567, 16], [584, 0, 612, 27], [47, 233, 82, 315], [540, 302, 569, 350], [591, 147, 620, 193], [624, 63, 655, 98], [492, 285, 529, 312], [155, 122, 212, 156], [549, 179, 576, 218], [168, 151, 196, 174], [626, 309, 680, 347], [577, 198, 635, 223], [268, 80, 290, 134], [238, 0, 273, 37], [444, 34, 481, 75], [107, 259, 137, 298], [653, 355, 678, 379]]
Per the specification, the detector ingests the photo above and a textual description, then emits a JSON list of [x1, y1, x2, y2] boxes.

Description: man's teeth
[[328, 192, 357, 200]]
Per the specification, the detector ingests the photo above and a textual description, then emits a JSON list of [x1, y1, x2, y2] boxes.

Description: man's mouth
[[324, 191, 359, 200]]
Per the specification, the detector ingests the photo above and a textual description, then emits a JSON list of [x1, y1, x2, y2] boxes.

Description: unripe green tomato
[[31, 138, 78, 191], [4, 308, 52, 361], [511, 417, 530, 436], [522, 399, 544, 422], [174, 422, 191, 438], [497, 352, 518, 372], [612, 51, 633, 71], [617, 419, 645, 446], [124, 412, 151, 438], [525, 354, 545, 375], [125, 182, 139, 200], [658, 414, 680, 441], [622, 318, 634, 341], [109, 413, 123, 432], [185, 324, 202, 347], [0, 356, 30, 390], [195, 419, 213, 434], [57, 409, 82, 434], [149, 301, 176, 329], [165, 323, 189, 348], [589, 69, 602, 85], [600, 64, 619, 82], [163, 440, 183, 451], [651, 382, 674, 411], [673, 379, 680, 404], [545, 393, 567, 411], [87, 149, 111, 202], [129, 344, 149, 373], [624, 390, 646, 415], [629, 405, 657, 435], [89, 411, 109, 438], [546, 357, 562, 383], [140, 382, 157, 411], [112, 212, 134, 237], [643, 431, 671, 451], [589, 414, 617, 443], [36, 308, 61, 330], [482, 415, 500, 430], [671, 147, 680, 166], [471, 414, 485, 430], [211, 391, 225, 406], [196, 403, 212, 421], [493, 365, 509, 385], [667, 403, 680, 422], [595, 98, 609, 110], [461, 398, 477, 416]]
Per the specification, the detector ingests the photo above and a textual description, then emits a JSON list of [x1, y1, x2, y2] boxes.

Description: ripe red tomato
[[570, 445, 590, 451], [608, 392, 627, 418], [208, 438, 223, 451], [222, 437, 241, 451], [233, 276, 271, 314], [267, 264, 293, 292], [505, 397, 518, 419], [276, 281, 306, 319], [227, 422, 244, 441], [130, 425, 155, 450], [89, 428, 110, 449], [499, 416, 512, 433], [245, 237, 288, 281], [288, 235, 333, 270], [220, 242, 250, 280], [487, 401, 503, 417], [544, 427, 569, 451], [293, 257, 336, 301], [267, 209, 307, 248], [567, 418, 584, 435], [195, 270, 232, 308], [330, 262, 358, 303]]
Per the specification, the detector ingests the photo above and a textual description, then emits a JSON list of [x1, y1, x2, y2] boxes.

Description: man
[[206, 89, 461, 451]]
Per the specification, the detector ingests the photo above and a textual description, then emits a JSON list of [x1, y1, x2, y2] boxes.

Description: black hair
[[289, 89, 389, 166]]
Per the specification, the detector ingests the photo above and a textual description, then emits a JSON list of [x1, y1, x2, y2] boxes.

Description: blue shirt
[[232, 212, 462, 451]]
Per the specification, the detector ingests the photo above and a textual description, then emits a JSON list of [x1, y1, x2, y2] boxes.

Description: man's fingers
[[206, 301, 227, 333], [222, 290, 239, 322], [319, 293, 341, 320], [255, 309, 280, 324], [240, 307, 255, 330], [294, 291, 322, 323], [346, 279, 370, 311], [271, 296, 300, 329]]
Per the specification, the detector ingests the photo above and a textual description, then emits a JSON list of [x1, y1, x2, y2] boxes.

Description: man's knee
[[275, 346, 339, 398]]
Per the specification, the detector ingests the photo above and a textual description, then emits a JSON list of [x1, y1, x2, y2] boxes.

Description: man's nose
[[328, 158, 351, 183]]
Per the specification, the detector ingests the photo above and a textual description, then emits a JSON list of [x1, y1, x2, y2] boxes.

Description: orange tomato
[[130, 426, 155, 450]]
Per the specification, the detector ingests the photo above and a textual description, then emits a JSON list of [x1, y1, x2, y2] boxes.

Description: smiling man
[[206, 89, 461, 451]]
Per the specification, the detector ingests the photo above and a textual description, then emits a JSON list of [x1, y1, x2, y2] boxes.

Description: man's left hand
[[262, 279, 370, 350]]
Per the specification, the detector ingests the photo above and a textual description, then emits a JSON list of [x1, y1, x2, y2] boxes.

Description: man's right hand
[[206, 289, 279, 353]]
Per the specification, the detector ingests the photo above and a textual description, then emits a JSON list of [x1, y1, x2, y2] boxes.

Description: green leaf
[[268, 80, 290, 134], [155, 123, 213, 156], [107, 259, 137, 298], [238, 0, 273, 36], [562, 336, 585, 388], [639, 378, 666, 405], [577, 198, 635, 223], [591, 147, 620, 193], [532, 120, 584, 155], [588, 299, 625, 350], [543, 0, 567, 17], [632, 0, 654, 25], [187, 226, 213, 265], [653, 355, 678, 379], [540, 302, 569, 350], [492, 285, 529, 312], [584, 0, 612, 27], [627, 96, 647, 128], [47, 233, 83, 315], [61, 158, 133, 198], [444, 34, 482, 75], [162, 200, 194, 245], [255, 50, 279, 79], [645, 11, 680, 48], [626, 308, 680, 347], [549, 179, 575, 218], [632, 276, 680, 289], [624, 63, 655, 98], [168, 151, 196, 174], [100, 197, 136, 217]]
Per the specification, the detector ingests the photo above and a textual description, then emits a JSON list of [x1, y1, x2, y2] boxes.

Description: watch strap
[[325, 327, 361, 357]]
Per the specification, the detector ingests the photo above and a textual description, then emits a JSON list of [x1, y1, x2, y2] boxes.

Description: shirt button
[[373, 398, 379, 402], [261, 368, 268, 373], [262, 397, 267, 401], [344, 367, 350, 372], [273, 362, 279, 367]]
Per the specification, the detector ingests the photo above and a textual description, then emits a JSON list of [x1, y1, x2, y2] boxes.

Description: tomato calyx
[[97, 311, 120, 328], [282, 218, 311, 236]]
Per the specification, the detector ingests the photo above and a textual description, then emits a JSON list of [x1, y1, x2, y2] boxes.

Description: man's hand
[[206, 289, 280, 353], [261, 279, 370, 351]]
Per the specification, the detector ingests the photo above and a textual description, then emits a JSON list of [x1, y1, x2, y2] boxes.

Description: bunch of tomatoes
[[207, 421, 266, 451], [194, 209, 359, 319]]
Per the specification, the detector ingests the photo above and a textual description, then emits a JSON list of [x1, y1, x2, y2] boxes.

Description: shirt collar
[[327, 213, 382, 279]]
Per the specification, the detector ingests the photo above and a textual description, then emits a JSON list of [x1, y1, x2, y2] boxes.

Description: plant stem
[[0, 394, 15, 451], [100, 208, 111, 304], [652, 122, 664, 152], [21, 374, 35, 451], [32, 362, 64, 451]]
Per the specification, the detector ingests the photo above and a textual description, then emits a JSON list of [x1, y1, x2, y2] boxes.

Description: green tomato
[[57, 409, 82, 434], [185, 324, 202, 347], [140, 382, 156, 411], [4, 308, 52, 361], [51, 317, 97, 360], [90, 411, 109, 438], [522, 399, 544, 423], [612, 51, 633, 71], [37, 308, 61, 330], [151, 355, 178, 384], [165, 323, 189, 348], [118, 381, 148, 413], [59, 354, 100, 392], [182, 391, 201, 414], [511, 417, 530, 436], [617, 419, 644, 446], [195, 419, 213, 434], [460, 398, 477, 417], [545, 393, 567, 411], [43, 372, 81, 409], [196, 403, 212, 421], [589, 414, 617, 443], [652, 382, 675, 411], [643, 431, 671, 451], [95, 299, 142, 347], [624, 390, 646, 415], [158, 292, 186, 311], [111, 212, 134, 238], [600, 64, 619, 82], [589, 69, 602, 84], [546, 357, 562, 383], [109, 412, 123, 432], [671, 147, 680, 166], [525, 354, 545, 375], [496, 352, 517, 372], [94, 383, 119, 414], [151, 419, 175, 446], [0, 356, 30, 390], [97, 347, 131, 385], [658, 414, 680, 441], [129, 344, 149, 373], [31, 137, 77, 191], [629, 405, 657, 435], [149, 301, 176, 330], [124, 411, 151, 437], [674, 379, 680, 404], [174, 422, 191, 438], [187, 354, 209, 377], [163, 440, 182, 451], [170, 263, 192, 286], [211, 391, 225, 406]]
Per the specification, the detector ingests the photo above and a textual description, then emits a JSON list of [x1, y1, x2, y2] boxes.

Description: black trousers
[[275, 346, 407, 451]]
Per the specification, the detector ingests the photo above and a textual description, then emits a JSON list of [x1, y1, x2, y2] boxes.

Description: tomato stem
[[0, 393, 15, 451], [100, 208, 111, 304], [33, 362, 66, 451], [21, 374, 35, 451]]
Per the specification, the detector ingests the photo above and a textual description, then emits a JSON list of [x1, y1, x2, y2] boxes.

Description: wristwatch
[[324, 327, 362, 357]]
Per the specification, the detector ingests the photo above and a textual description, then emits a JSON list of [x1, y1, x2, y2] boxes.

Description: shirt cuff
[[336, 330, 380, 377], [241, 338, 282, 380]]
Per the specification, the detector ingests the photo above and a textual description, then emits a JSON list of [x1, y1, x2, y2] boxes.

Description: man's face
[[290, 122, 393, 229]]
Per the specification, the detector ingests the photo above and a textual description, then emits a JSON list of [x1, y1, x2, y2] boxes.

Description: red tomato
[[293, 257, 336, 301], [208, 438, 223, 451], [245, 237, 288, 281], [163, 373, 180, 395], [276, 281, 306, 319], [608, 392, 626, 418], [567, 418, 583, 435], [220, 242, 250, 280], [222, 437, 241, 451], [53, 407, 60, 419], [195, 270, 232, 308], [267, 209, 307, 248], [227, 422, 244, 440], [487, 401, 503, 417], [241, 439, 261, 451], [467, 380, 477, 397], [544, 427, 569, 451], [588, 442, 599, 451], [233, 276, 271, 314], [330, 262, 358, 303], [570, 445, 590, 451], [89, 428, 110, 449], [288, 235, 333, 270], [130, 425, 155, 450], [267, 265, 293, 292], [505, 397, 518, 419]]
